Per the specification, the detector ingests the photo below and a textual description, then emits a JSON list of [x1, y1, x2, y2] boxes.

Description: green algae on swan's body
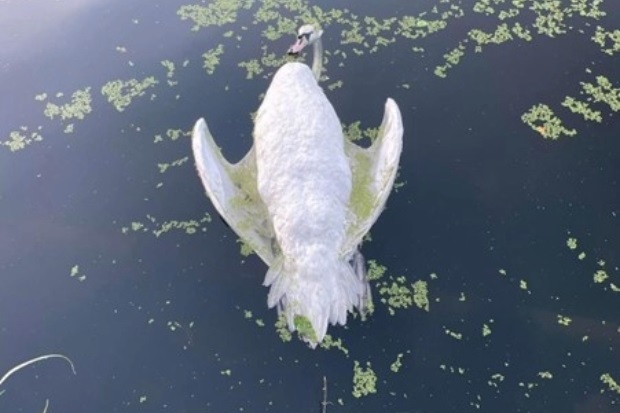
[[293, 315, 318, 343]]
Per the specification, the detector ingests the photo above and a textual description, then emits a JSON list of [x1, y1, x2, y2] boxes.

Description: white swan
[[192, 24, 403, 345]]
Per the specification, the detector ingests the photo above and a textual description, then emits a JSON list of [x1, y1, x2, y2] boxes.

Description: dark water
[[1, 1, 619, 412]]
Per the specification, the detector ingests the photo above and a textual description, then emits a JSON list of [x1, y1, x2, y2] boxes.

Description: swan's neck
[[311, 38, 323, 81]]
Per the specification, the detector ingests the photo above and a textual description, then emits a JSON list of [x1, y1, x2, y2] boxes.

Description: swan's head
[[287, 24, 323, 55]]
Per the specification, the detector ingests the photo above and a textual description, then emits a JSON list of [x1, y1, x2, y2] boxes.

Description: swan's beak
[[287, 36, 308, 55]]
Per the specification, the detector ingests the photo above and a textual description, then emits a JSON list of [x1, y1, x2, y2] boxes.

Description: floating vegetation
[[177, 0, 253, 31], [366, 260, 387, 281], [557, 314, 572, 326], [121, 213, 211, 237], [593, 269, 609, 283], [592, 25, 620, 55], [580, 75, 620, 112], [566, 237, 578, 250], [69, 264, 86, 282], [444, 327, 463, 340], [203, 44, 225, 74], [319, 335, 349, 356], [436, 0, 606, 77], [376, 275, 432, 316], [390, 353, 404, 373], [42, 87, 93, 121], [412, 280, 430, 311], [153, 128, 190, 143], [161, 59, 178, 86], [521, 103, 577, 139], [564, 233, 619, 292], [238, 59, 263, 79], [157, 156, 190, 173], [601, 373, 620, 395], [101, 76, 159, 112], [275, 313, 293, 342], [2, 126, 43, 152], [352, 361, 377, 398]]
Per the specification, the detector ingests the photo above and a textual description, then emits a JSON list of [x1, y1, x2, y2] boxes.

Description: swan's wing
[[192, 118, 276, 265], [342, 98, 404, 256]]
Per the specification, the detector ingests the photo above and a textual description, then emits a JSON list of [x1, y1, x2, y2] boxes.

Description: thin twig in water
[[0, 354, 76, 389], [0, 353, 76, 413], [321, 375, 332, 413]]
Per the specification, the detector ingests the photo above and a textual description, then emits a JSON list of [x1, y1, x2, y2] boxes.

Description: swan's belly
[[254, 63, 351, 258]]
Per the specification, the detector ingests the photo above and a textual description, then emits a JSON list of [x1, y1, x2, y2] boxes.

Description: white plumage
[[192, 24, 403, 345]]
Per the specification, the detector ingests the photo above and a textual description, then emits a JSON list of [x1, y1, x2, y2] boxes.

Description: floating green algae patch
[[412, 280, 430, 312], [42, 87, 93, 121], [203, 44, 225, 74], [121, 213, 211, 237], [580, 75, 620, 112], [2, 127, 44, 152], [161, 59, 179, 86], [352, 361, 377, 398], [69, 264, 86, 282], [177, 0, 253, 31], [153, 128, 190, 143], [521, 103, 577, 139], [561, 96, 602, 122], [601, 373, 620, 394], [274, 313, 293, 342], [319, 334, 349, 356], [435, 0, 607, 78], [525, 74, 619, 139], [178, 0, 462, 80], [157, 156, 190, 174], [377, 276, 431, 315], [557, 314, 572, 326], [390, 353, 404, 372], [367, 260, 387, 281], [592, 25, 620, 55], [101, 76, 159, 112]]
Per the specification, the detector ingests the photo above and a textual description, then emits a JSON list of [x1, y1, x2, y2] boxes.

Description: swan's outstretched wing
[[192, 118, 276, 265], [342, 98, 403, 256]]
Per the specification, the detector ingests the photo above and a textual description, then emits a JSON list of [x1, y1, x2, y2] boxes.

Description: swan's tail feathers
[[349, 249, 373, 318], [263, 250, 371, 347]]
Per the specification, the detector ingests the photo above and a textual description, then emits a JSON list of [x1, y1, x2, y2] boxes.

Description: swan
[[192, 24, 403, 346]]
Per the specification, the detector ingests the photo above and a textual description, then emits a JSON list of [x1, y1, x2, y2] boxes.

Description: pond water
[[1, 0, 619, 412]]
